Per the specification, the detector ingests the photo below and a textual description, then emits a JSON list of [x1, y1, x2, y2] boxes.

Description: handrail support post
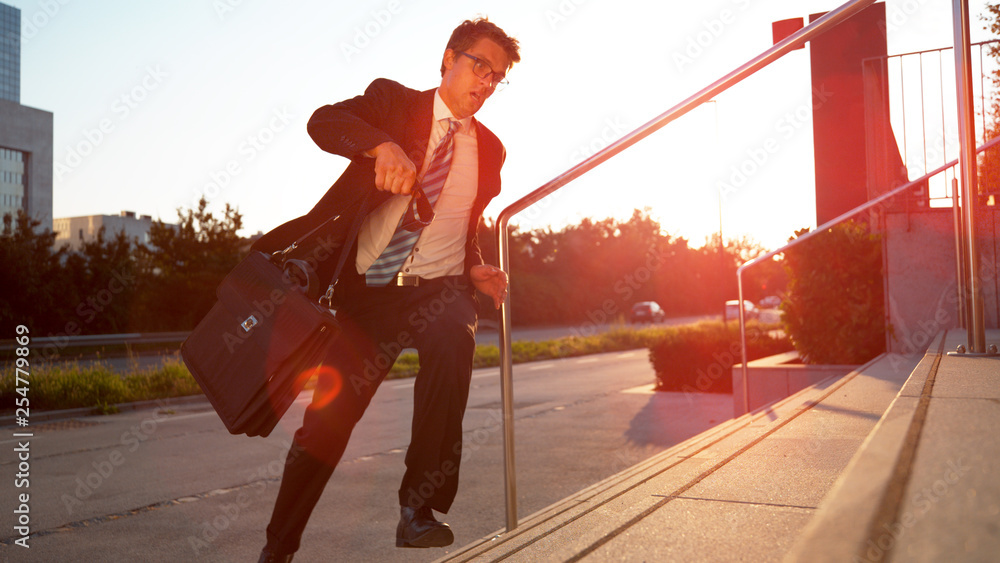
[[952, 0, 988, 353]]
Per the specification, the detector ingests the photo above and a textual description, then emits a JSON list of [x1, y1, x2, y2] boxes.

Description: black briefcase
[[181, 251, 340, 436], [181, 203, 367, 437]]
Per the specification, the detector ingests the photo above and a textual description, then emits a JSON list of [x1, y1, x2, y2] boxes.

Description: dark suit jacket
[[252, 78, 505, 284]]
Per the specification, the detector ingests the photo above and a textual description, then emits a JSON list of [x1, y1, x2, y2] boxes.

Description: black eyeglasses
[[457, 51, 508, 91]]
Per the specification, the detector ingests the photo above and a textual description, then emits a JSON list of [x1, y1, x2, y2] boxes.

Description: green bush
[[781, 220, 886, 364], [648, 321, 793, 393]]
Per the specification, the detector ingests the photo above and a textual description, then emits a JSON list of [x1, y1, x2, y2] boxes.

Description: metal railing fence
[[736, 133, 1000, 415], [862, 39, 1000, 207], [493, 0, 879, 532]]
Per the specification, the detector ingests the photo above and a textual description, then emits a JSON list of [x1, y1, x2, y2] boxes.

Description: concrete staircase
[[435, 329, 999, 562]]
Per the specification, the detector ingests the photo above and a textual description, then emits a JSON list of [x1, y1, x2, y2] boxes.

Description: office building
[[0, 2, 54, 233], [53, 211, 160, 251]]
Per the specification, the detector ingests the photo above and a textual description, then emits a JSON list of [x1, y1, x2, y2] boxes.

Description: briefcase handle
[[271, 192, 372, 309]]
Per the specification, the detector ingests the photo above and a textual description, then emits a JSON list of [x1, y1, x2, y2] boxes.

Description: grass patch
[[2, 356, 203, 413], [385, 324, 671, 380]]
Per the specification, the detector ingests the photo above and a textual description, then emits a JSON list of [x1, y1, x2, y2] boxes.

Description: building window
[[0, 146, 26, 213]]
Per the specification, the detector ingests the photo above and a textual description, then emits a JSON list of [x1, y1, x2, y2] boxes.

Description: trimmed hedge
[[649, 321, 793, 393], [781, 221, 886, 364]]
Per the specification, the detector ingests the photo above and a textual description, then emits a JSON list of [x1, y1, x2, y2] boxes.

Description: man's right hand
[[370, 141, 417, 195]]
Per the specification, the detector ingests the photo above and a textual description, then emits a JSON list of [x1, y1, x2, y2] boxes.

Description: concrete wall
[[732, 351, 856, 417], [884, 206, 999, 354], [0, 98, 53, 232]]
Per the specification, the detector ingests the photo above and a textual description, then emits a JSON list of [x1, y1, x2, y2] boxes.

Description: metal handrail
[[859, 39, 1000, 206], [735, 132, 1000, 414], [493, 0, 877, 532], [0, 331, 191, 352]]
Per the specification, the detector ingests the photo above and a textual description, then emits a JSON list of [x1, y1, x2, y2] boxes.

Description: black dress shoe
[[396, 506, 454, 548], [257, 548, 293, 563]]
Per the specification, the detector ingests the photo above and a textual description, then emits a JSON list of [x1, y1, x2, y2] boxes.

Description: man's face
[[439, 37, 511, 120]]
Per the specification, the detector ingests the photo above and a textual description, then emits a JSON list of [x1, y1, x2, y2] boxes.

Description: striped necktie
[[365, 119, 460, 286]]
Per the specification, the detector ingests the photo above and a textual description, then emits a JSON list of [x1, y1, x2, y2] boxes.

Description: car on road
[[630, 301, 666, 323], [759, 295, 782, 309], [724, 299, 758, 321]]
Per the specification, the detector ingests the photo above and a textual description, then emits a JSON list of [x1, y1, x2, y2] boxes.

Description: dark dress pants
[[264, 271, 478, 554]]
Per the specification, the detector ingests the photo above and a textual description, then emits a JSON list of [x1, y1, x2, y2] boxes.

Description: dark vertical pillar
[[810, 3, 888, 225]]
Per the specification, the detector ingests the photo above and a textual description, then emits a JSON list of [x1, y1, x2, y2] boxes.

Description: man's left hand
[[470, 264, 508, 309]]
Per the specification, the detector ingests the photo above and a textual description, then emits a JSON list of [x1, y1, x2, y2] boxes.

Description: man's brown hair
[[440, 17, 521, 76]]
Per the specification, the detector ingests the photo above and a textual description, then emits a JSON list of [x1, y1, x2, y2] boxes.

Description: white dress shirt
[[355, 90, 479, 279]]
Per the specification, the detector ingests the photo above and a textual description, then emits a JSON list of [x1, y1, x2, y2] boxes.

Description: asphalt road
[[1, 350, 733, 562]]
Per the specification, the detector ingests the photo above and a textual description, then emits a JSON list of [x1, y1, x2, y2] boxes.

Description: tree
[[0, 211, 74, 334], [65, 227, 138, 334], [979, 4, 1000, 196], [497, 208, 765, 326], [133, 198, 244, 331]]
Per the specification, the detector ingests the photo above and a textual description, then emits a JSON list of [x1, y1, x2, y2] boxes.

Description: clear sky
[[6, 0, 997, 251]]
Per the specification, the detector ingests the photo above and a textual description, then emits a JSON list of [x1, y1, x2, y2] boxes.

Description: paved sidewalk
[[787, 329, 1000, 562], [437, 329, 999, 562]]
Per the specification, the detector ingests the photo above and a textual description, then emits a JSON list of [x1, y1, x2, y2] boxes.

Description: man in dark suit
[[255, 18, 520, 562]]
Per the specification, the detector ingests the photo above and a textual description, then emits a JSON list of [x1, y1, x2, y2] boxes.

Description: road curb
[[0, 394, 211, 427]]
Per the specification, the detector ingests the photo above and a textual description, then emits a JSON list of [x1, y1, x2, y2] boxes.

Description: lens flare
[[299, 365, 343, 410]]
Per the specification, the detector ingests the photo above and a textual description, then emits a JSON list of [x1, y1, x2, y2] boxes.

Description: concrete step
[[436, 350, 922, 562], [786, 329, 1000, 563]]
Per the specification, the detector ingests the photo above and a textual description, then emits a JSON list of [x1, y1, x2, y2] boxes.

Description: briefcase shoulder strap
[[273, 192, 372, 308]]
